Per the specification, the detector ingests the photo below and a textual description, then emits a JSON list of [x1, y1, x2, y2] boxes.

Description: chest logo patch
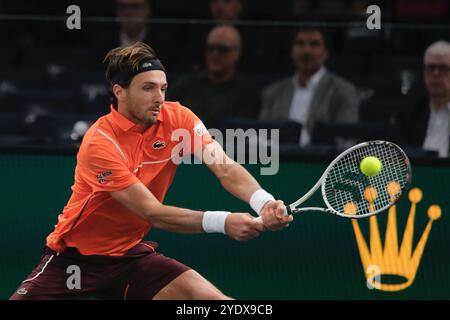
[[152, 140, 166, 149]]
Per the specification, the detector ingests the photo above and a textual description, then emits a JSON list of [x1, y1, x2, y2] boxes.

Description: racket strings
[[324, 143, 409, 217], [353, 144, 406, 213], [353, 144, 407, 213]]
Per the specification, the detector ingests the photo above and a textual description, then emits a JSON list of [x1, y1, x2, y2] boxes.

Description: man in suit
[[259, 27, 359, 146], [91, 0, 178, 70], [399, 41, 450, 158]]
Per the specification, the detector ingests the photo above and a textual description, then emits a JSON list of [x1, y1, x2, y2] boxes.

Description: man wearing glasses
[[399, 41, 450, 158], [168, 25, 260, 129]]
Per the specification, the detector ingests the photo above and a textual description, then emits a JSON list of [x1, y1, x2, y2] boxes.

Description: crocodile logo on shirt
[[152, 140, 166, 149]]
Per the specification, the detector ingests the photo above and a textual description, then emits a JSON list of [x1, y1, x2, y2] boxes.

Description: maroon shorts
[[9, 241, 191, 300]]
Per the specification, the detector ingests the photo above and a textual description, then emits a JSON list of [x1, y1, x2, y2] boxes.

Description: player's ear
[[113, 84, 126, 103]]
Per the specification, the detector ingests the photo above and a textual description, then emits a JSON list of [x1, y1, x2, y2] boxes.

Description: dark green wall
[[1, 154, 449, 299]]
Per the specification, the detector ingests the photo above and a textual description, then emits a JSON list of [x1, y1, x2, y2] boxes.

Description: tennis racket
[[255, 140, 411, 220]]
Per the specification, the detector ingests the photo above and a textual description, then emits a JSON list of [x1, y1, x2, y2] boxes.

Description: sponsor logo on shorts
[[17, 288, 28, 295]]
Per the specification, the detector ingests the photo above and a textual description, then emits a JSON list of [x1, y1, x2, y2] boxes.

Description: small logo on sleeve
[[97, 170, 112, 184], [193, 122, 207, 137], [152, 140, 166, 149]]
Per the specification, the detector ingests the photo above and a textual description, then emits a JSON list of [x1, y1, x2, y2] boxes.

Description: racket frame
[[284, 140, 411, 219]]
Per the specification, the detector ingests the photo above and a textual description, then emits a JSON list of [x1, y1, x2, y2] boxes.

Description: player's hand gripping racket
[[255, 140, 411, 220]]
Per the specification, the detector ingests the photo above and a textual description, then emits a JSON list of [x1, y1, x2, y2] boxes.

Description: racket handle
[[285, 206, 292, 215], [253, 206, 290, 222]]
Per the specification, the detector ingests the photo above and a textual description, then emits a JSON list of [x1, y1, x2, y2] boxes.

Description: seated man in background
[[91, 0, 178, 69], [167, 25, 260, 129], [398, 41, 450, 158], [176, 0, 245, 73], [259, 27, 359, 146]]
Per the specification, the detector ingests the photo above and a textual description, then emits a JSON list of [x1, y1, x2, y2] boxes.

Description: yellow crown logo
[[348, 186, 441, 292]]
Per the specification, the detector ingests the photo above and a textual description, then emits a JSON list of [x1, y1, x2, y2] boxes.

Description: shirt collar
[[109, 104, 164, 132], [310, 66, 326, 86], [429, 101, 450, 114], [293, 66, 326, 89], [119, 28, 148, 47]]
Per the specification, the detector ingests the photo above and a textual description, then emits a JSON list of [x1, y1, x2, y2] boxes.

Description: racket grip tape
[[284, 206, 293, 216]]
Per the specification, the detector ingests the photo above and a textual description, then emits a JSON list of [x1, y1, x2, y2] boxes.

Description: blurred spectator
[[290, 0, 376, 20], [210, 0, 243, 21], [259, 27, 359, 146], [398, 41, 450, 158], [116, 0, 151, 46], [315, 0, 347, 18], [168, 25, 260, 128], [177, 0, 245, 73], [177, 0, 270, 75], [91, 0, 178, 69], [291, 0, 313, 18], [396, 0, 448, 19]]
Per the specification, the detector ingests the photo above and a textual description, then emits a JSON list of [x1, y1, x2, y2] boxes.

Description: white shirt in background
[[422, 102, 450, 158], [288, 67, 326, 146], [119, 29, 147, 47]]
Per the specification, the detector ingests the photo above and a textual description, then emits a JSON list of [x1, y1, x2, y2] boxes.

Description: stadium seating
[[311, 122, 403, 146]]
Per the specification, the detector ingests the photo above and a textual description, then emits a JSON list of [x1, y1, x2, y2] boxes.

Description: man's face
[[210, 0, 242, 21], [291, 30, 328, 74], [116, 0, 150, 34], [205, 28, 240, 75], [116, 70, 167, 127], [424, 52, 450, 99]]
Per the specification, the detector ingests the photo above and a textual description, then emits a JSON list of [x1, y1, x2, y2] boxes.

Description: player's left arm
[[202, 141, 292, 231]]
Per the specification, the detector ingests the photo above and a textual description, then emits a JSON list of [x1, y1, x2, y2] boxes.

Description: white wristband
[[250, 189, 275, 216], [202, 211, 231, 234]]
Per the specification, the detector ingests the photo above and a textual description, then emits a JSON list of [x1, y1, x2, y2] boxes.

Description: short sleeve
[[78, 141, 140, 193], [178, 105, 214, 155]]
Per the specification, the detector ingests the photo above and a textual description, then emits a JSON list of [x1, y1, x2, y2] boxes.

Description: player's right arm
[[109, 182, 265, 241]]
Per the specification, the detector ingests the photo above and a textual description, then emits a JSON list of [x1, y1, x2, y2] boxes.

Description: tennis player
[[10, 42, 292, 300]]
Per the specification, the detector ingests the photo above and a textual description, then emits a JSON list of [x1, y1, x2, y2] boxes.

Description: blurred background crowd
[[1, 0, 450, 159]]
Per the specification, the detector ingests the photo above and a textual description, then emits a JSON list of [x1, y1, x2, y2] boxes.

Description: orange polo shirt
[[46, 102, 213, 256]]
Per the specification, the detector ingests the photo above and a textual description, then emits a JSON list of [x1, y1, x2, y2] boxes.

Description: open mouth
[[149, 108, 160, 116]]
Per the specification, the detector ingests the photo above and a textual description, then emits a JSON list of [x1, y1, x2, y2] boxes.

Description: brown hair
[[103, 42, 158, 107]]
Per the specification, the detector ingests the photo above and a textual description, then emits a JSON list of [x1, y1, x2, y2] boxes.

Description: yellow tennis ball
[[360, 156, 382, 177]]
